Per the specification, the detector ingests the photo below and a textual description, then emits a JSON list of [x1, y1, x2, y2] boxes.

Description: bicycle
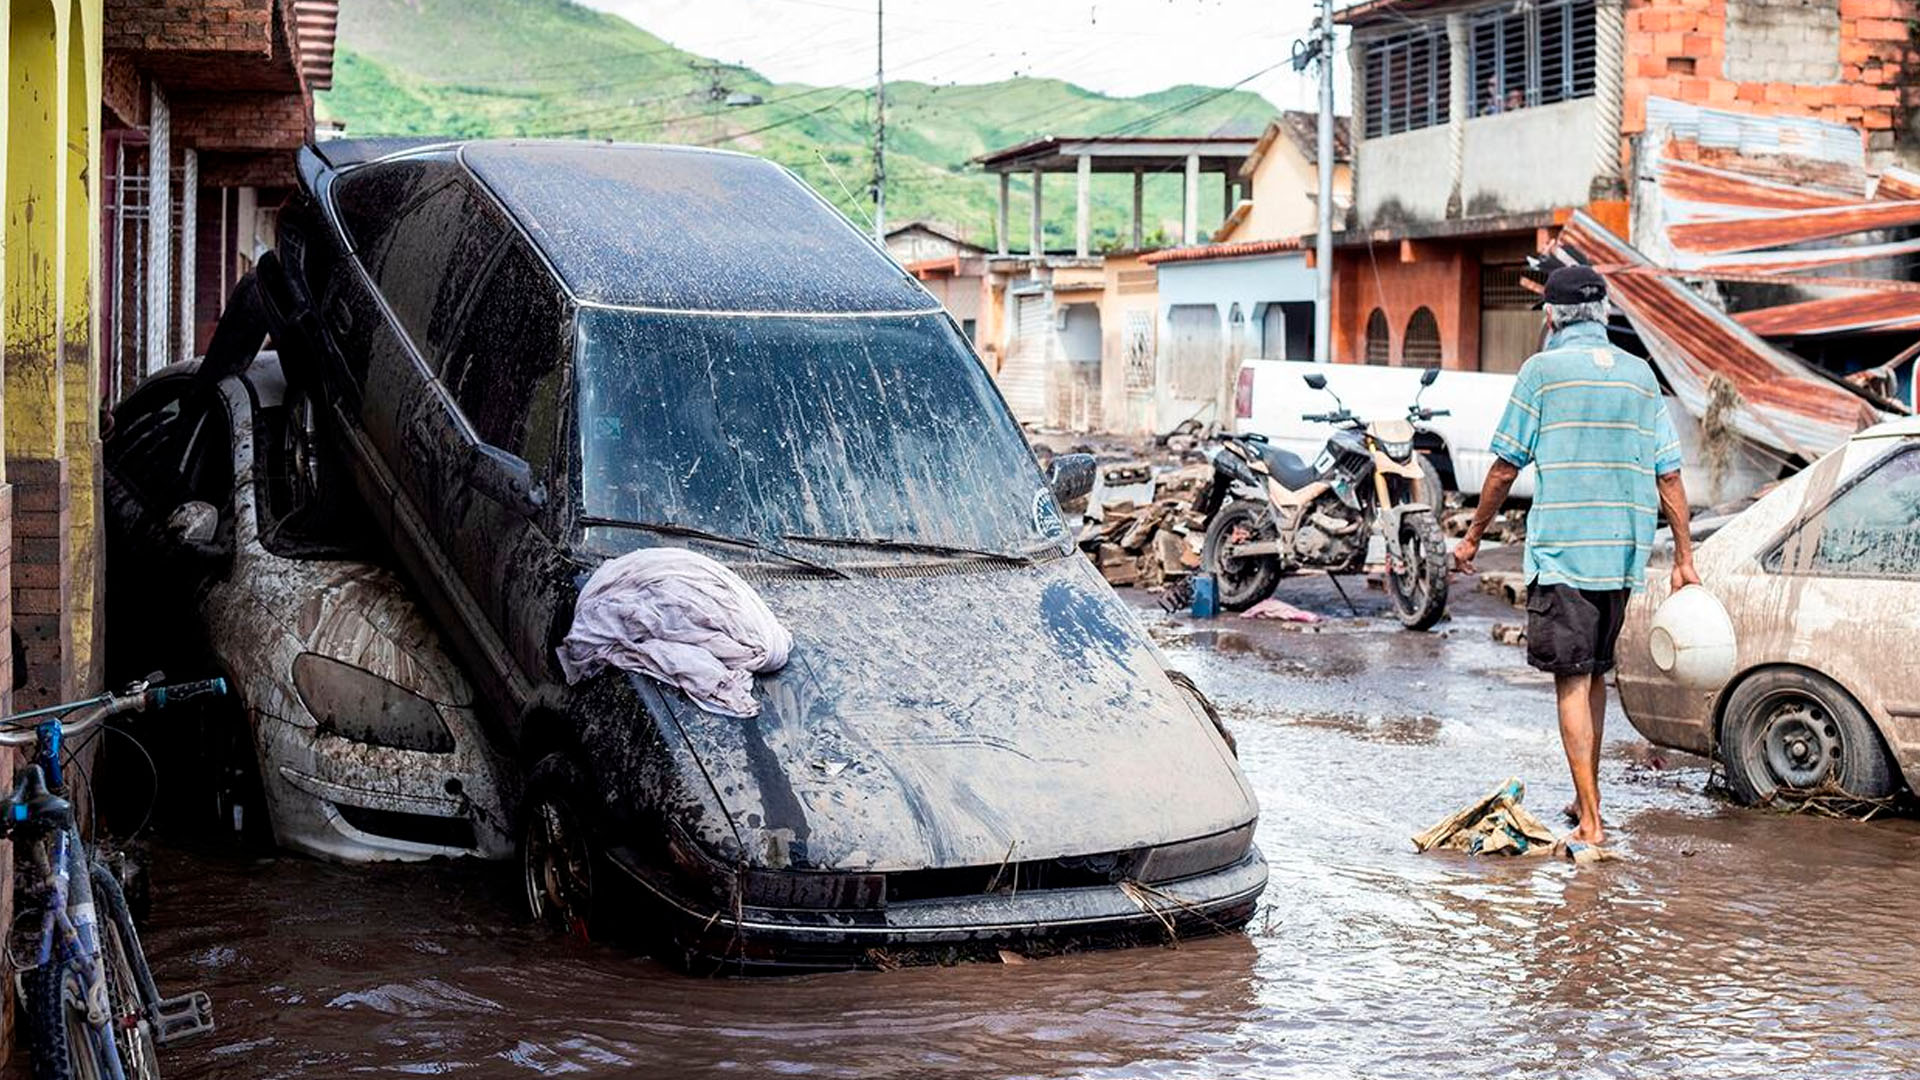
[[2, 676, 226, 1079]]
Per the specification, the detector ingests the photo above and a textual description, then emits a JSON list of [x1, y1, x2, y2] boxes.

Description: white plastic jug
[[1648, 585, 1737, 690]]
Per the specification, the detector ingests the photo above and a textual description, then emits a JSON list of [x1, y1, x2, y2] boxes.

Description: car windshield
[[574, 309, 1059, 556]]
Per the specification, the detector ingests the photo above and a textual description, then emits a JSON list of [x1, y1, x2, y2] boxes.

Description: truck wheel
[[1388, 510, 1449, 630], [1201, 500, 1281, 611], [1720, 669, 1897, 806], [521, 754, 597, 940]]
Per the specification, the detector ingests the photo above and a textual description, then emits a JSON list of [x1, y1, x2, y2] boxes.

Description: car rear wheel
[[521, 755, 596, 940], [1720, 668, 1898, 807]]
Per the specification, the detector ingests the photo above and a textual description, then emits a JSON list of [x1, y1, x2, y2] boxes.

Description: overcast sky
[[579, 0, 1348, 113]]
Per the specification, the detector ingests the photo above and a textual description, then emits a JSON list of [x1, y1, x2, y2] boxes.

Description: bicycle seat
[[1254, 443, 1319, 490]]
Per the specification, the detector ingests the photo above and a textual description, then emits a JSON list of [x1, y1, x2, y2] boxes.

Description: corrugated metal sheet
[[1874, 166, 1920, 201], [1552, 213, 1886, 461], [1667, 201, 1920, 256], [1645, 97, 1867, 193], [1732, 289, 1920, 337]]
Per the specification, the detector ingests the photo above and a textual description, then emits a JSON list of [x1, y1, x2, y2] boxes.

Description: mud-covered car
[[104, 336, 516, 862], [240, 137, 1265, 969], [1618, 418, 1920, 806]]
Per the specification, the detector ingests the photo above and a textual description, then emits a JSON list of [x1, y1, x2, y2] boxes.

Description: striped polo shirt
[[1491, 320, 1683, 592]]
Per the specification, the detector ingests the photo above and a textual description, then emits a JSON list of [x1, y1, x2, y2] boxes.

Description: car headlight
[[292, 653, 455, 753], [1382, 439, 1415, 462]]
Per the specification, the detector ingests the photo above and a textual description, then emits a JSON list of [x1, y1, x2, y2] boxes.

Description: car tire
[[1719, 668, 1898, 806], [1202, 500, 1281, 611], [520, 754, 597, 940]]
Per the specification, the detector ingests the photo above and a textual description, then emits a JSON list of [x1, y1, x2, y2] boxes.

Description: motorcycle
[[1197, 366, 1451, 630]]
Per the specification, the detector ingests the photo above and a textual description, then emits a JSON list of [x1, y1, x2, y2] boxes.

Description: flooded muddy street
[[136, 579, 1920, 1078]]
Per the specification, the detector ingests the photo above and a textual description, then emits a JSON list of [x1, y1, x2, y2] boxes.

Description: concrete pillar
[[7, 0, 73, 709], [1445, 13, 1468, 219], [145, 84, 171, 374], [1131, 168, 1144, 249], [1222, 170, 1233, 221], [1349, 36, 1367, 231], [1074, 154, 1091, 258], [1029, 166, 1043, 257], [997, 172, 1010, 255], [61, 12, 102, 696], [178, 148, 197, 359], [1183, 153, 1200, 245], [1591, 0, 1627, 199]]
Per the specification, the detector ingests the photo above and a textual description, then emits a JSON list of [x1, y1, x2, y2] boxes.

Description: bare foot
[[1569, 824, 1606, 846], [1562, 802, 1580, 825]]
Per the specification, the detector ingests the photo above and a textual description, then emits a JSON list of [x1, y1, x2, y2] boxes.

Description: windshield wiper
[[581, 517, 852, 579], [780, 533, 1059, 564]]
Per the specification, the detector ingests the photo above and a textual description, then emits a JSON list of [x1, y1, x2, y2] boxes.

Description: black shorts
[[1526, 583, 1630, 676]]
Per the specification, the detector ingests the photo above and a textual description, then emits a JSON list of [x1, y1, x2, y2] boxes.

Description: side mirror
[[1303, 372, 1329, 390], [1047, 452, 1096, 505], [1421, 366, 1440, 386], [468, 444, 547, 518]]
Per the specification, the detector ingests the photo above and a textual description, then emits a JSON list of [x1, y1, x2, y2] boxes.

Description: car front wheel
[[521, 754, 597, 940], [1719, 668, 1898, 807]]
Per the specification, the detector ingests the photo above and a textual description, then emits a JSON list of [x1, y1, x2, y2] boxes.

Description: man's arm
[[1451, 458, 1521, 574], [1658, 470, 1702, 591]]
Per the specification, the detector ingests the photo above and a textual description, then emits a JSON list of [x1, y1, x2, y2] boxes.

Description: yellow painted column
[[59, 0, 99, 694], [5, 0, 69, 708]]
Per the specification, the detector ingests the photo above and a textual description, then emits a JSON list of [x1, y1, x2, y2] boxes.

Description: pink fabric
[[556, 547, 792, 718], [1240, 597, 1323, 623]]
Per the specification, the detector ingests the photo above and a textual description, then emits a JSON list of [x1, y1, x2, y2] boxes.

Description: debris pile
[[1079, 464, 1211, 589]]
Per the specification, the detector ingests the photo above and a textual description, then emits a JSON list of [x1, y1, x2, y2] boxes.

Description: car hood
[[653, 554, 1257, 874]]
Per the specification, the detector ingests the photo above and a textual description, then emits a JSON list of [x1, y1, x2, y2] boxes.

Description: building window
[[1363, 24, 1451, 138], [1473, 0, 1596, 116], [1124, 310, 1155, 390], [1364, 308, 1391, 366], [1404, 307, 1441, 365], [961, 318, 978, 342]]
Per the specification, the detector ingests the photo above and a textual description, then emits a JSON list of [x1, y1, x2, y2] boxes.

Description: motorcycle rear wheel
[[1388, 510, 1449, 630], [1202, 500, 1282, 611]]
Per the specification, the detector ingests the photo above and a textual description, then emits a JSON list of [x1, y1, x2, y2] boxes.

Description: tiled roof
[[1139, 237, 1305, 265]]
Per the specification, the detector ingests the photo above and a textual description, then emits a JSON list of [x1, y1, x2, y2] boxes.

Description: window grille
[[1124, 309, 1155, 390], [1364, 309, 1392, 366], [1363, 24, 1451, 138], [1403, 308, 1442, 365], [1472, 0, 1595, 116]]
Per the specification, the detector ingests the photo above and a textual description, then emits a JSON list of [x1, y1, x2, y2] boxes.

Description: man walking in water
[[1452, 265, 1699, 846]]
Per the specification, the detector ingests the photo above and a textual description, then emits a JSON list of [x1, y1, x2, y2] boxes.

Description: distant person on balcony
[[1450, 264, 1700, 847]]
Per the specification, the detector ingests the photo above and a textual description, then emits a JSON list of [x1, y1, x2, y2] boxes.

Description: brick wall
[[167, 90, 309, 151], [1625, 0, 1920, 156], [6, 459, 70, 711], [104, 0, 274, 55], [1332, 244, 1481, 369]]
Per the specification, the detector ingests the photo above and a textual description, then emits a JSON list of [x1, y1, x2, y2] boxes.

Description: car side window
[[1765, 445, 1920, 580], [441, 240, 568, 475], [334, 159, 510, 373]]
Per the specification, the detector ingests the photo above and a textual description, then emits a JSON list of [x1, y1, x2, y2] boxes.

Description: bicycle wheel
[[20, 908, 160, 1080]]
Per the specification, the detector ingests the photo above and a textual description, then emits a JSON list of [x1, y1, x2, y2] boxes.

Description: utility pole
[[1314, 0, 1335, 364], [873, 0, 887, 242]]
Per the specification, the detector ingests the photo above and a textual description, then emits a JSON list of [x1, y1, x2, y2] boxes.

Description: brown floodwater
[[134, 583, 1920, 1078]]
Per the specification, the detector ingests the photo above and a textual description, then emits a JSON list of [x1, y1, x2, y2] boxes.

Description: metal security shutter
[[1169, 304, 1222, 400], [998, 293, 1051, 422]]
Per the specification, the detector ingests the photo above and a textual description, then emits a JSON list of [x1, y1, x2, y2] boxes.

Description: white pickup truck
[[1232, 359, 1756, 506], [1233, 359, 1537, 500]]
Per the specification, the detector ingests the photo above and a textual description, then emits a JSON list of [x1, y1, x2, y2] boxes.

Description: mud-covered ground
[[133, 558, 1920, 1078]]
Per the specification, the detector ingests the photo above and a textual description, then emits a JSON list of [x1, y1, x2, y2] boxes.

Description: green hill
[[318, 0, 1282, 250]]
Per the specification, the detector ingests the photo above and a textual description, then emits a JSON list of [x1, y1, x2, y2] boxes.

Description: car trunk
[[656, 555, 1257, 875]]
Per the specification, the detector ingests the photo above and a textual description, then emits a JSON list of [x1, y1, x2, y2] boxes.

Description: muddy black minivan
[[250, 138, 1264, 969]]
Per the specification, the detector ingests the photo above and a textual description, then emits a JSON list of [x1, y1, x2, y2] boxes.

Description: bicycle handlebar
[[0, 678, 228, 747]]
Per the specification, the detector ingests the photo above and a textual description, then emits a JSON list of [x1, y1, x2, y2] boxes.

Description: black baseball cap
[[1542, 264, 1607, 305]]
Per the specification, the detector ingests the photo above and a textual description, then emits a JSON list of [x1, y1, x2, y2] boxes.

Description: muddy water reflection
[[142, 595, 1920, 1077]]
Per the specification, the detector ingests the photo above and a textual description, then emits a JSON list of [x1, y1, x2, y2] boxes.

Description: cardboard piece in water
[[1411, 778, 1559, 857]]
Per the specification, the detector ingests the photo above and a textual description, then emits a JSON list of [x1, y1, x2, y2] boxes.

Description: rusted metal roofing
[[1139, 237, 1305, 265], [1732, 290, 1920, 337], [1667, 201, 1920, 257], [1552, 213, 1886, 461], [1875, 166, 1920, 201]]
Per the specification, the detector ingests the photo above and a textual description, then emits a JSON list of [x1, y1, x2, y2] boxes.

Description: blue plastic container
[[1190, 574, 1219, 618]]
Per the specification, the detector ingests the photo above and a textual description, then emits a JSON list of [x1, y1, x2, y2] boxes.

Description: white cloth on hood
[[556, 546, 793, 718]]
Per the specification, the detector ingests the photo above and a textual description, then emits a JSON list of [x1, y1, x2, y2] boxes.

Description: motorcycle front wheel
[[1388, 509, 1449, 630], [1201, 500, 1282, 611]]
